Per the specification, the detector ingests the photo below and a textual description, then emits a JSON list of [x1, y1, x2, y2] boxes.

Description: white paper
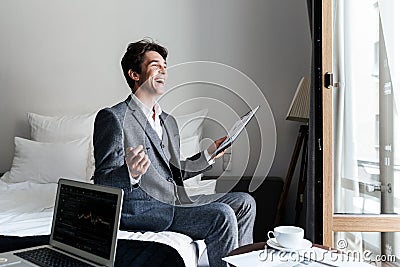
[[211, 106, 259, 157], [223, 250, 295, 267]]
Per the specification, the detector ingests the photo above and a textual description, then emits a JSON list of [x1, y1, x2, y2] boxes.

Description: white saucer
[[267, 238, 312, 251]]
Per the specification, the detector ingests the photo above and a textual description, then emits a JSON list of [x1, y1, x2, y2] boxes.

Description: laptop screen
[[52, 183, 119, 260]]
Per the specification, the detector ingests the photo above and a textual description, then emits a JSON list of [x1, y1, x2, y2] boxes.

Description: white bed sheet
[[0, 177, 203, 267], [118, 231, 202, 267], [0, 178, 57, 236]]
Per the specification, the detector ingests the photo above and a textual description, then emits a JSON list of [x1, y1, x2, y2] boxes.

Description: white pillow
[[28, 112, 97, 179], [180, 135, 203, 184], [180, 135, 201, 160], [183, 179, 216, 196], [28, 112, 96, 142], [175, 109, 208, 139], [5, 137, 90, 184], [180, 135, 216, 195]]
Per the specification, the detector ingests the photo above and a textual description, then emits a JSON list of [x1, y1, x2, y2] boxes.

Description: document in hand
[[211, 106, 259, 158]]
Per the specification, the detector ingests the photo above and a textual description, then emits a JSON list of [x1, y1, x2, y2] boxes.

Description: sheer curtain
[[379, 0, 399, 111], [379, 0, 400, 260], [333, 0, 399, 259], [332, 0, 363, 251], [332, 0, 360, 214]]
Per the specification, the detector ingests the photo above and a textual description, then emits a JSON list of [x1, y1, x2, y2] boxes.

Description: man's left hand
[[207, 136, 227, 159]]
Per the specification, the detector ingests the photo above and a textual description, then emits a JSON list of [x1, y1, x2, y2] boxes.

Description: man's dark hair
[[121, 39, 168, 90]]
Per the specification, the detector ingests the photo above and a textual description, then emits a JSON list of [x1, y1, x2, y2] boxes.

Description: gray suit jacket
[[93, 96, 212, 231]]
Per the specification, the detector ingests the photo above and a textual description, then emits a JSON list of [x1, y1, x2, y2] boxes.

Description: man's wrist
[[204, 149, 215, 165], [128, 166, 142, 185]]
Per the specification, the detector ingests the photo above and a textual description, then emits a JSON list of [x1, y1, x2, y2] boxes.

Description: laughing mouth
[[155, 78, 165, 85]]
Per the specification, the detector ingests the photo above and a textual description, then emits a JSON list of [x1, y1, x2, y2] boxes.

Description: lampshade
[[286, 76, 310, 123]]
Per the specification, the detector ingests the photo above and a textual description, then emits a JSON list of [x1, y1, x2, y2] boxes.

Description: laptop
[[0, 178, 123, 267]]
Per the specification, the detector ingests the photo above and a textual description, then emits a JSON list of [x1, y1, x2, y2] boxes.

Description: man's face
[[136, 51, 167, 96]]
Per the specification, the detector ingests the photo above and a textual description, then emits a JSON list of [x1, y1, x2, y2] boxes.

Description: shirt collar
[[130, 93, 162, 120]]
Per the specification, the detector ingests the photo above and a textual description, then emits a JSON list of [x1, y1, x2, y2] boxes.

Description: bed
[[0, 110, 214, 267]]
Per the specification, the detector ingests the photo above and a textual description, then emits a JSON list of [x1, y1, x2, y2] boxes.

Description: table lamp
[[275, 76, 310, 225]]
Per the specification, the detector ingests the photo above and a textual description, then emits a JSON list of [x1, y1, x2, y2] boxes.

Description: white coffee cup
[[267, 226, 304, 248]]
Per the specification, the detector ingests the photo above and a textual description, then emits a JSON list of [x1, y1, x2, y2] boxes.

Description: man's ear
[[128, 69, 140, 81]]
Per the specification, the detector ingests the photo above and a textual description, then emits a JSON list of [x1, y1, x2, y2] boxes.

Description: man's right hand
[[125, 145, 151, 178]]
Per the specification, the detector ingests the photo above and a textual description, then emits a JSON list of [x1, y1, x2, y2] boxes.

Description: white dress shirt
[[131, 93, 163, 139]]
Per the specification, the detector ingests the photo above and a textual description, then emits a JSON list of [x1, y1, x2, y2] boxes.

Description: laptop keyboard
[[15, 247, 96, 267]]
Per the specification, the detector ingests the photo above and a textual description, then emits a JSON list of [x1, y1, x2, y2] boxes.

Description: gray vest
[[161, 123, 172, 162]]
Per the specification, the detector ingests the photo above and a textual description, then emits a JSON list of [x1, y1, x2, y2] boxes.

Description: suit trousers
[[167, 192, 256, 267]]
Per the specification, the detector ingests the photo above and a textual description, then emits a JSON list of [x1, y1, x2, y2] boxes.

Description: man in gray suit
[[93, 39, 256, 267]]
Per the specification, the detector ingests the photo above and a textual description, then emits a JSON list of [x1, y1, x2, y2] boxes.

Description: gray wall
[[0, 0, 311, 220]]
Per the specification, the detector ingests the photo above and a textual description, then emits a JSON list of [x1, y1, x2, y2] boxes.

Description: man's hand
[[125, 145, 151, 178], [207, 136, 228, 160]]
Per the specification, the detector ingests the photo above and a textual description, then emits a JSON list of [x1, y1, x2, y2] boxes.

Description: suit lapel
[[125, 97, 148, 131], [126, 97, 170, 167]]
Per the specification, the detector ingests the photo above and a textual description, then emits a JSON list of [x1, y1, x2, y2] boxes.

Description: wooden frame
[[321, 0, 400, 248], [333, 215, 400, 232], [321, 0, 333, 247]]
